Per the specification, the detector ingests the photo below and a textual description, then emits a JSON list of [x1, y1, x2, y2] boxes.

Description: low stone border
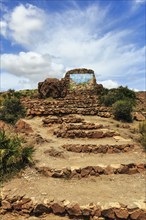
[[36, 163, 146, 179], [0, 197, 145, 219], [58, 122, 109, 130], [62, 143, 135, 153], [42, 115, 84, 125], [54, 128, 116, 138]]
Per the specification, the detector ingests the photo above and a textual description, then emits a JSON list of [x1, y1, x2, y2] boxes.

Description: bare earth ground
[[1, 115, 146, 219]]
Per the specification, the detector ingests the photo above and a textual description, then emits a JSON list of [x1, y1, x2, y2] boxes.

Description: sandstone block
[[67, 203, 82, 216], [102, 208, 115, 219], [51, 202, 65, 214], [114, 208, 129, 219], [130, 209, 143, 219]]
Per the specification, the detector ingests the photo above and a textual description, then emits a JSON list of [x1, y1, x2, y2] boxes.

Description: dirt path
[[23, 117, 145, 169], [2, 168, 145, 208], [1, 115, 145, 219]]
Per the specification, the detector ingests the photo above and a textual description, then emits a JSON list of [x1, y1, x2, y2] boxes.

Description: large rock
[[38, 78, 67, 98]]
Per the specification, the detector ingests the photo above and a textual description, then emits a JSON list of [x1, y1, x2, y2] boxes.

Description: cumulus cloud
[[1, 2, 145, 90], [1, 52, 65, 83], [1, 4, 46, 46], [98, 80, 119, 89]]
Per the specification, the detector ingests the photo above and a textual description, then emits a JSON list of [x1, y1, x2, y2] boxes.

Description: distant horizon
[[0, 0, 145, 91]]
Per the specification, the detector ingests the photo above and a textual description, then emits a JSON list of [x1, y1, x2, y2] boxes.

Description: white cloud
[[2, 4, 46, 46], [1, 52, 65, 83], [0, 72, 33, 91], [98, 80, 119, 89], [1, 3, 145, 90]]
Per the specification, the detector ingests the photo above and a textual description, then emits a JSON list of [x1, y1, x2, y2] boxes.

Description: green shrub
[[0, 92, 25, 124], [0, 130, 34, 182], [112, 100, 133, 122], [139, 121, 146, 151], [100, 86, 136, 107]]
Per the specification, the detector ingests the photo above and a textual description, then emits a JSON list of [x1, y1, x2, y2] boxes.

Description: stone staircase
[[1, 115, 145, 220], [22, 94, 112, 117]]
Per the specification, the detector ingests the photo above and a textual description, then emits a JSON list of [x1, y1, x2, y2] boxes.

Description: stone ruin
[[38, 68, 103, 98]]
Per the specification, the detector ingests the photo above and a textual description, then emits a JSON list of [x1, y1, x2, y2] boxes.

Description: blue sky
[[0, 0, 145, 91]]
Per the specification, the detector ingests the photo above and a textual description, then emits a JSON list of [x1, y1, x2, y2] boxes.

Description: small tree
[[112, 100, 133, 122], [0, 91, 25, 124]]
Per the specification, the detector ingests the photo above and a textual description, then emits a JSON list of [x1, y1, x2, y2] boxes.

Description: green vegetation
[[100, 86, 136, 107], [139, 121, 146, 151], [0, 130, 34, 182], [112, 100, 133, 122], [99, 86, 136, 122], [0, 89, 26, 124], [16, 89, 38, 98]]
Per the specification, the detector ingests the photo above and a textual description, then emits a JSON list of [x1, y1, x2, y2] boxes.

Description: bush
[[139, 121, 146, 151], [100, 86, 136, 107], [0, 130, 34, 182], [112, 100, 133, 122], [0, 90, 25, 124]]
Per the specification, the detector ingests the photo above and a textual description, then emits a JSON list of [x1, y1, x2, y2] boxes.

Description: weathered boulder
[[38, 78, 67, 98]]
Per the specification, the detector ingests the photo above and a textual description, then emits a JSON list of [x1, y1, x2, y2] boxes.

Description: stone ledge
[[0, 197, 145, 219]]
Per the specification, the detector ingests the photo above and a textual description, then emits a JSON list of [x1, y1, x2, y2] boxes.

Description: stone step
[[1, 170, 145, 218], [27, 108, 110, 116], [1, 196, 145, 220], [54, 128, 116, 138], [36, 163, 146, 179], [62, 143, 135, 154]]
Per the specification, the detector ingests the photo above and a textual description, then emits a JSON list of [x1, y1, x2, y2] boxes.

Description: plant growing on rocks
[[0, 89, 26, 124], [0, 130, 34, 182]]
